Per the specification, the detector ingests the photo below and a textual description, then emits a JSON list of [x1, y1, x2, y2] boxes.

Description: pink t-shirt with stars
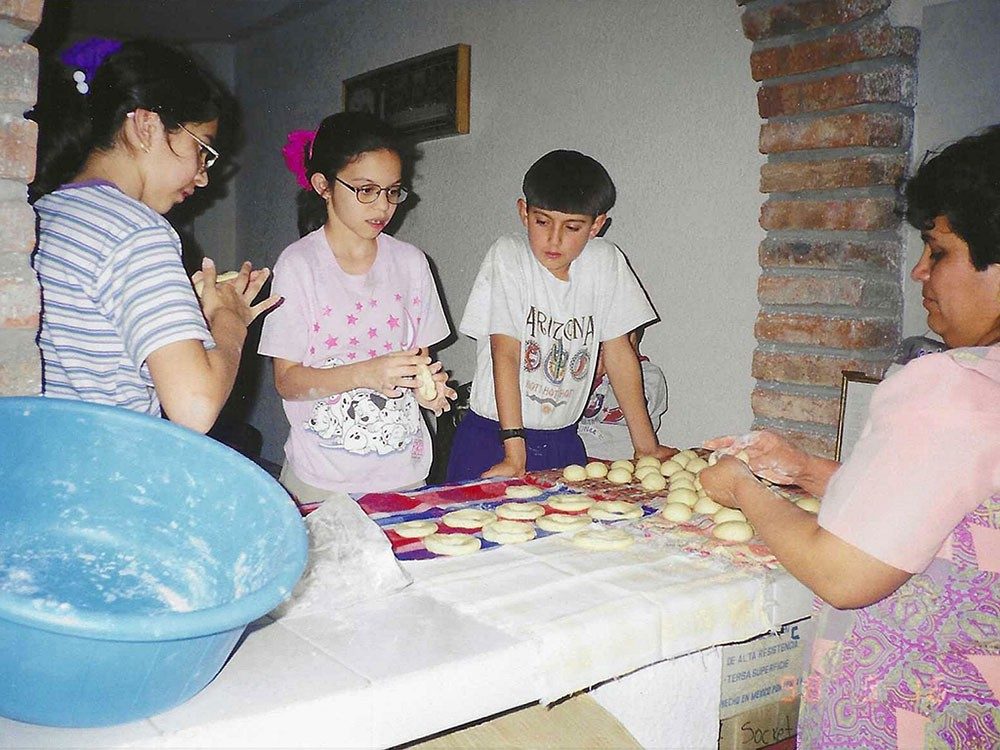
[[259, 229, 450, 493]]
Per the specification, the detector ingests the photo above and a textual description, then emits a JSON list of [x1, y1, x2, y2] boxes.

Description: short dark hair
[[904, 124, 1000, 271], [522, 149, 616, 217]]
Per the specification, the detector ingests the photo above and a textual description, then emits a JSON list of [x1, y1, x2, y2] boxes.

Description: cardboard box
[[717, 618, 812, 750]]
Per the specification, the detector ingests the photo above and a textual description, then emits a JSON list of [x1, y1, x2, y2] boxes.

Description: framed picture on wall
[[835, 370, 882, 462], [343, 44, 470, 143]]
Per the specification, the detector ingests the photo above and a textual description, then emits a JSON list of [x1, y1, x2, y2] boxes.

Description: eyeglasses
[[334, 177, 409, 204], [177, 124, 220, 171]]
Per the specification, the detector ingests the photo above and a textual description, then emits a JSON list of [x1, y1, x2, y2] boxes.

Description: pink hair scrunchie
[[282, 129, 316, 190]]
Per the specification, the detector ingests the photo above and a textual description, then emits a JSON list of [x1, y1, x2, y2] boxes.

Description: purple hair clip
[[282, 129, 317, 190], [60, 37, 122, 95]]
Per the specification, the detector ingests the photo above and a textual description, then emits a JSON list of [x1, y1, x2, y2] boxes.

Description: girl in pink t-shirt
[[259, 112, 454, 504]]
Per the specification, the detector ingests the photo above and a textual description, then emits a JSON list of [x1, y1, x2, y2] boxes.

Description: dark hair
[[522, 149, 616, 217], [296, 111, 416, 236], [30, 39, 228, 201], [904, 124, 1000, 271]]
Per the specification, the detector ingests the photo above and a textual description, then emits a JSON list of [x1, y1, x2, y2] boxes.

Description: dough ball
[[677, 449, 699, 462], [547, 493, 596, 512], [712, 521, 754, 543], [610, 459, 635, 474], [668, 476, 696, 492], [693, 496, 722, 515], [606, 467, 632, 484], [659, 460, 686, 477], [588, 500, 643, 521], [634, 465, 661, 482], [562, 464, 588, 482], [735, 450, 751, 465], [441, 508, 497, 529], [659, 502, 694, 523], [536, 513, 591, 534], [796, 496, 821, 514], [415, 363, 437, 400], [496, 502, 545, 521], [572, 527, 635, 551], [505, 484, 544, 498], [712, 507, 747, 524], [666, 487, 698, 507], [482, 519, 536, 544], [423, 533, 481, 556], [640, 472, 667, 492], [684, 457, 709, 474], [585, 461, 609, 478], [635, 456, 662, 470], [670, 469, 696, 483], [707, 451, 719, 466], [393, 520, 439, 538]]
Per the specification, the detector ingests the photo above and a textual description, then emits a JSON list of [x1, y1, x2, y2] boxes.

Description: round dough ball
[[496, 502, 546, 521], [482, 519, 536, 544], [713, 507, 747, 524], [659, 460, 686, 477], [712, 520, 754, 543], [562, 464, 588, 482], [585, 461, 609, 478], [547, 493, 596, 512], [536, 513, 591, 533], [640, 472, 667, 492], [670, 469, 696, 483], [668, 476, 696, 491], [677, 448, 699, 462], [606, 467, 632, 484], [441, 508, 497, 529], [693, 496, 723, 515], [634, 464, 661, 482], [666, 487, 698, 507], [423, 533, 481, 556], [796, 496, 821, 514], [588, 500, 643, 521], [505, 484, 544, 498], [572, 527, 635, 551], [659, 502, 693, 523], [669, 453, 690, 469], [610, 459, 635, 474], [393, 520, 439, 539], [684, 457, 709, 474], [635, 456, 662, 470]]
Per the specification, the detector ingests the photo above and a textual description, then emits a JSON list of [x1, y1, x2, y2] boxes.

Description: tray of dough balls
[[356, 475, 661, 560], [534, 450, 822, 571]]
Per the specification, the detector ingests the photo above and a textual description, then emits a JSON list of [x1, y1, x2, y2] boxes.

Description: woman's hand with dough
[[702, 430, 807, 485], [196, 259, 279, 327], [698, 455, 756, 509]]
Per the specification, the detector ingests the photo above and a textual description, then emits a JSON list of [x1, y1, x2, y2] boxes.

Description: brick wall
[[740, 0, 918, 456], [0, 0, 42, 396]]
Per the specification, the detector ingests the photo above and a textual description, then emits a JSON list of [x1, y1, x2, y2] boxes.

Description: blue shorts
[[445, 411, 587, 483]]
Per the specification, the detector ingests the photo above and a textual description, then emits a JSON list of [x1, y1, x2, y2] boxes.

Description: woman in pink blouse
[[702, 125, 1000, 749]]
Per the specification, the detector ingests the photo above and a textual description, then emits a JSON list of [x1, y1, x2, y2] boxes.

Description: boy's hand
[[416, 361, 457, 416], [482, 458, 526, 479], [635, 444, 679, 463]]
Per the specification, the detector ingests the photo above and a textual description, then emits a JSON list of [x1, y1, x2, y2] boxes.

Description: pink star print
[[368, 349, 377, 358], [394, 293, 402, 301], [369, 298, 378, 308], [347, 352, 357, 360], [346, 314, 358, 326], [325, 335, 338, 349], [322, 306, 332, 316], [368, 327, 378, 339], [349, 336, 359, 346], [312, 322, 320, 332], [355, 301, 364, 311], [383, 341, 393, 352], [387, 314, 400, 330], [309, 346, 315, 355], [412, 295, 421, 306]]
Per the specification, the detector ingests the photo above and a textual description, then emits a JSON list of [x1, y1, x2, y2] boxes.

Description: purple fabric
[[60, 38, 122, 84], [446, 410, 586, 482]]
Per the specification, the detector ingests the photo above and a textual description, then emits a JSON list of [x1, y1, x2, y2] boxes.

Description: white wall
[[234, 0, 764, 463], [902, 0, 1000, 339]]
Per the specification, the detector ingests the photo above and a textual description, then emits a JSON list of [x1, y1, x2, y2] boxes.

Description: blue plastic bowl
[[0, 397, 307, 727]]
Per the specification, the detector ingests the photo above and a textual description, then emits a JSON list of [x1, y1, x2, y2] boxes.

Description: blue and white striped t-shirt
[[33, 181, 213, 416]]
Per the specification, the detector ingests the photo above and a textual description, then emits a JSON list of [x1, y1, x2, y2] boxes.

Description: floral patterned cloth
[[798, 348, 1000, 748]]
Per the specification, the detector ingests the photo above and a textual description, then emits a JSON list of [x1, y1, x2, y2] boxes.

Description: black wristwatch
[[498, 427, 526, 442]]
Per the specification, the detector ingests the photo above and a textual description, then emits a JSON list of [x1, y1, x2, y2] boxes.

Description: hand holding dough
[[415, 363, 437, 401], [193, 270, 239, 295]]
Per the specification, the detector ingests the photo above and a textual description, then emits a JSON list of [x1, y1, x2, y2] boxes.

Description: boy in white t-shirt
[[447, 150, 677, 481]]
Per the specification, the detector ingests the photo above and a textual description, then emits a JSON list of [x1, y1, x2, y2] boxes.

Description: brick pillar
[[740, 0, 918, 457], [0, 0, 43, 395]]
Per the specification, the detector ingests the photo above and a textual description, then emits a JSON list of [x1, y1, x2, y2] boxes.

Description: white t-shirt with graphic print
[[461, 235, 655, 430]]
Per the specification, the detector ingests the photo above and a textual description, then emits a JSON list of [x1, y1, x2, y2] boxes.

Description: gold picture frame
[[835, 371, 882, 462], [343, 44, 470, 143]]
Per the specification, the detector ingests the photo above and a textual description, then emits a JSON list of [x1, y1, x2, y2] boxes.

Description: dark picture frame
[[342, 44, 470, 143], [835, 370, 882, 462]]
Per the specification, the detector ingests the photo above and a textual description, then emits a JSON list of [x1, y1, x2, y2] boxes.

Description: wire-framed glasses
[[177, 124, 220, 171], [334, 176, 409, 204]]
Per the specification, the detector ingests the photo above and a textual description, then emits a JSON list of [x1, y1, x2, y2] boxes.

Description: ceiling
[[65, 0, 329, 42]]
